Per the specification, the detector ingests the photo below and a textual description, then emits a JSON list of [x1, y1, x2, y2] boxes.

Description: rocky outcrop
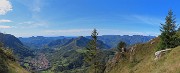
[[129, 45, 137, 62], [105, 52, 121, 73], [154, 49, 171, 60], [105, 47, 130, 73], [150, 41, 155, 44]]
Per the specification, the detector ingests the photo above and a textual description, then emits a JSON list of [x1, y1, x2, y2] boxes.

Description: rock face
[[105, 52, 121, 73], [154, 49, 171, 60], [129, 45, 137, 62], [105, 47, 129, 73]]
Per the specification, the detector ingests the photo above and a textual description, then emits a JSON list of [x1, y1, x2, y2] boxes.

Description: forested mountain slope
[[0, 33, 33, 57], [19, 36, 66, 49], [39, 36, 114, 73]]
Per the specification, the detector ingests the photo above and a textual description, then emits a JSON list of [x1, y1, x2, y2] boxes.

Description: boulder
[[150, 41, 155, 44], [154, 49, 171, 60]]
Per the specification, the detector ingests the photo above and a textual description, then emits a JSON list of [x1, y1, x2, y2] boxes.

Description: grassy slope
[[109, 38, 180, 73], [8, 60, 29, 73], [0, 48, 29, 73]]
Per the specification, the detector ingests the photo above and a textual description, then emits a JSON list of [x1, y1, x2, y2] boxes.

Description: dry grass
[[8, 60, 29, 73], [108, 38, 180, 73]]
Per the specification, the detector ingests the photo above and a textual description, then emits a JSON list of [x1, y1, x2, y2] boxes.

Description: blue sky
[[0, 0, 179, 37]]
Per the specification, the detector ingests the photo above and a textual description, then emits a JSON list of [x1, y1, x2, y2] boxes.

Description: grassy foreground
[[8, 60, 29, 73], [108, 38, 180, 73]]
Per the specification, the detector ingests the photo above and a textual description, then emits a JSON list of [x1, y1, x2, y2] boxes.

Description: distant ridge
[[86, 35, 156, 48], [0, 33, 33, 57], [19, 35, 155, 49], [48, 36, 110, 50]]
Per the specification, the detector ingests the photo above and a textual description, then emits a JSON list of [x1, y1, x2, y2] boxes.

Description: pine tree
[[116, 41, 127, 60], [117, 41, 126, 52], [85, 29, 100, 73], [159, 10, 177, 50]]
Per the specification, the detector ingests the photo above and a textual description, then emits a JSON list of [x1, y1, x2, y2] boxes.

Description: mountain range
[[86, 35, 156, 48], [19, 35, 155, 49]]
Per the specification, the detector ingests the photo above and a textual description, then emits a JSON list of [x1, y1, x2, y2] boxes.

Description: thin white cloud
[[132, 15, 164, 26], [45, 29, 92, 33], [14, 0, 46, 22], [32, 0, 41, 12], [98, 29, 160, 36], [18, 21, 48, 28], [0, 0, 13, 15], [43, 29, 92, 36], [0, 19, 12, 23], [43, 29, 159, 36], [19, 21, 34, 24], [15, 0, 43, 13], [0, 25, 11, 28]]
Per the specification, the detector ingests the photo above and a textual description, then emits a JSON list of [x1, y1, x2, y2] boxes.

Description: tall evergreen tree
[[84, 29, 101, 73], [159, 10, 177, 50]]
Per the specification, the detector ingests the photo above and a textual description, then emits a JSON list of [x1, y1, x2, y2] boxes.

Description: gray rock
[[154, 49, 171, 60]]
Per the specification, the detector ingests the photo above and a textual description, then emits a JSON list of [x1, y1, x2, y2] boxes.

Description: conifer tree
[[117, 41, 126, 52], [159, 10, 177, 50], [85, 29, 100, 73]]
